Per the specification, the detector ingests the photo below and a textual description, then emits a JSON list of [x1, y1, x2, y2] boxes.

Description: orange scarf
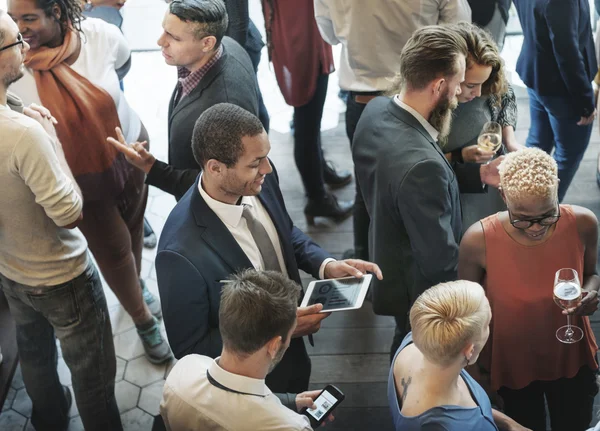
[[24, 28, 128, 201]]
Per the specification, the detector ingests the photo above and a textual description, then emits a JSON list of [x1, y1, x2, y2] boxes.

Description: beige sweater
[[0, 103, 88, 286]]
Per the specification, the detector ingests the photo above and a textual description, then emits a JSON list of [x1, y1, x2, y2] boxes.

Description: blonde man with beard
[[352, 24, 503, 357]]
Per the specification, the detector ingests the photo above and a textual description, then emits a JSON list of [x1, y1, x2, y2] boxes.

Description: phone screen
[[306, 389, 339, 421]]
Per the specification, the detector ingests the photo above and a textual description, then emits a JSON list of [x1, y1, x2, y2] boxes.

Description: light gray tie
[[242, 205, 282, 272]]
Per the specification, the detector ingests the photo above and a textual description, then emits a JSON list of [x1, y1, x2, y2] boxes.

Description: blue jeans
[[0, 264, 122, 431], [526, 88, 593, 201]]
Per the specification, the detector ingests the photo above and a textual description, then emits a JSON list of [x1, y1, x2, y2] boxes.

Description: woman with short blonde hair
[[460, 147, 599, 430], [388, 280, 527, 430]]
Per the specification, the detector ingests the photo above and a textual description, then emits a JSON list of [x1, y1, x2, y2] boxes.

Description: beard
[[267, 343, 287, 374], [430, 90, 459, 145], [3, 65, 24, 89]]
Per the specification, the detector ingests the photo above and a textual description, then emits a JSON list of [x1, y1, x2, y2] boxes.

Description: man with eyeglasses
[[458, 147, 599, 431], [0, 11, 123, 430]]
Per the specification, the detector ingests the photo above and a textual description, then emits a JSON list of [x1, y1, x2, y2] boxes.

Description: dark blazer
[[513, 0, 597, 117], [156, 169, 332, 393], [146, 36, 259, 200], [353, 97, 482, 320]]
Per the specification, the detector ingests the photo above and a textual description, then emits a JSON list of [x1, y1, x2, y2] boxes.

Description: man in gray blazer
[[353, 25, 502, 357], [110, 0, 259, 201]]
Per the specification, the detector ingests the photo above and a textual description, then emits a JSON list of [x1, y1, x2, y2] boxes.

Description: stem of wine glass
[[566, 313, 573, 339]]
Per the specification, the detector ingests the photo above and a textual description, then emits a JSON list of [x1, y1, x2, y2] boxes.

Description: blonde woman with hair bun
[[460, 147, 600, 431], [388, 280, 528, 431]]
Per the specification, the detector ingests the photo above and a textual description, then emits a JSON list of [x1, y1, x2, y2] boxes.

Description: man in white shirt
[[0, 11, 122, 430], [352, 25, 501, 357], [152, 103, 382, 396], [314, 0, 471, 261], [161, 269, 332, 431]]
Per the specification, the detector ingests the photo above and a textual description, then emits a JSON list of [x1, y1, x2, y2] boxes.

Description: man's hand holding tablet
[[299, 259, 383, 314]]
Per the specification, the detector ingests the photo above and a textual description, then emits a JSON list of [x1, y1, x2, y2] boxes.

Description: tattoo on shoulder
[[401, 376, 412, 403]]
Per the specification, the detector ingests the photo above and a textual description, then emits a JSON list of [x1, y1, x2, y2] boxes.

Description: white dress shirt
[[314, 0, 471, 92], [198, 176, 333, 279], [160, 355, 313, 431], [394, 95, 440, 142]]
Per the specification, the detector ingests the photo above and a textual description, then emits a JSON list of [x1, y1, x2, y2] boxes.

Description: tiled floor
[[2, 1, 600, 430]]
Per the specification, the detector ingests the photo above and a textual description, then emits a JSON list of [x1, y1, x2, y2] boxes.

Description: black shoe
[[304, 193, 353, 225], [597, 169, 600, 189], [323, 161, 352, 189], [144, 218, 157, 249]]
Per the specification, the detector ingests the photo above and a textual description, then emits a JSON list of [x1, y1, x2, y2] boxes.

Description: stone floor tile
[[140, 258, 153, 281], [10, 365, 24, 390], [115, 380, 140, 414], [0, 409, 27, 430], [11, 388, 31, 418], [3, 387, 16, 411], [148, 193, 177, 220], [116, 357, 127, 383], [110, 305, 136, 335], [57, 357, 72, 386], [67, 416, 84, 431], [120, 407, 154, 431], [138, 380, 164, 416], [67, 386, 79, 418], [23, 419, 34, 431], [124, 356, 166, 387], [114, 327, 145, 361]]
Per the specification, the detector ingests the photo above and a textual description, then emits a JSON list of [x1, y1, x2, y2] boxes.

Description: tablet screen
[[305, 277, 369, 311]]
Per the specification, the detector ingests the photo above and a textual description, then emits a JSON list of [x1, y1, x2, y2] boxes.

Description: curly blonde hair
[[410, 281, 489, 367], [450, 22, 508, 105], [499, 148, 558, 202]]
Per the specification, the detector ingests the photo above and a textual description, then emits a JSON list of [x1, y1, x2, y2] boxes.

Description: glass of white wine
[[477, 121, 502, 163], [553, 268, 584, 344]]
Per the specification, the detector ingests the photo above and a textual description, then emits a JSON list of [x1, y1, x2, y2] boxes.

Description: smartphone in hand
[[301, 385, 345, 427]]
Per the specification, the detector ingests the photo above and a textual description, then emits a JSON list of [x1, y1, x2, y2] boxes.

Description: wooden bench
[[0, 290, 18, 407]]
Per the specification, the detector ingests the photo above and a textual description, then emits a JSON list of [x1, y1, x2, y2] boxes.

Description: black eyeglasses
[[0, 34, 24, 53], [508, 205, 561, 230]]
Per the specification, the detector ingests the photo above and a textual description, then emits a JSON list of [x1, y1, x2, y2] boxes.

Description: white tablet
[[300, 275, 373, 313]]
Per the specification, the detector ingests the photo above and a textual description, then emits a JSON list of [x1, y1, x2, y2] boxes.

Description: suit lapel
[[169, 47, 229, 120], [190, 179, 254, 273], [387, 99, 454, 171]]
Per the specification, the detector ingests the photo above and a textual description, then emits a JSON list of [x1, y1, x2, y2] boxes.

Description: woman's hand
[[461, 145, 495, 164], [564, 290, 599, 316]]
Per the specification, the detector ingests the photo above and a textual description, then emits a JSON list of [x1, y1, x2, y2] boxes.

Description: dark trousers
[[498, 365, 598, 431], [0, 265, 123, 431], [246, 47, 270, 133], [266, 337, 311, 393], [293, 73, 329, 201], [346, 92, 377, 260], [526, 88, 593, 201]]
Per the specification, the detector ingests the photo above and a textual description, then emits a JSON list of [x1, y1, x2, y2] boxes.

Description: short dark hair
[[219, 270, 300, 357], [192, 103, 265, 168], [169, 0, 228, 44], [391, 25, 468, 92]]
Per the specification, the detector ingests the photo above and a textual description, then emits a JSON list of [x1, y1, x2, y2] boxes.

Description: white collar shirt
[[160, 355, 313, 431], [394, 95, 440, 142], [198, 175, 289, 277], [314, 0, 471, 92]]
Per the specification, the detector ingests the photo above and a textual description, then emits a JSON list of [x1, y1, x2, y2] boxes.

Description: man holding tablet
[[155, 103, 382, 397]]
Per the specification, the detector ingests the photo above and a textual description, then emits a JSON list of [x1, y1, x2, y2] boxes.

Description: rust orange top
[[479, 205, 598, 391]]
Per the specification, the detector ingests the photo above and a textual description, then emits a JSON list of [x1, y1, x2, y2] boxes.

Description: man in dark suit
[[513, 0, 597, 201], [156, 103, 382, 395], [352, 25, 501, 357], [109, 0, 259, 201]]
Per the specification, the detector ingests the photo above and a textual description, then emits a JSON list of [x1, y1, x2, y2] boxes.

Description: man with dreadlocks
[[8, 0, 173, 365]]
